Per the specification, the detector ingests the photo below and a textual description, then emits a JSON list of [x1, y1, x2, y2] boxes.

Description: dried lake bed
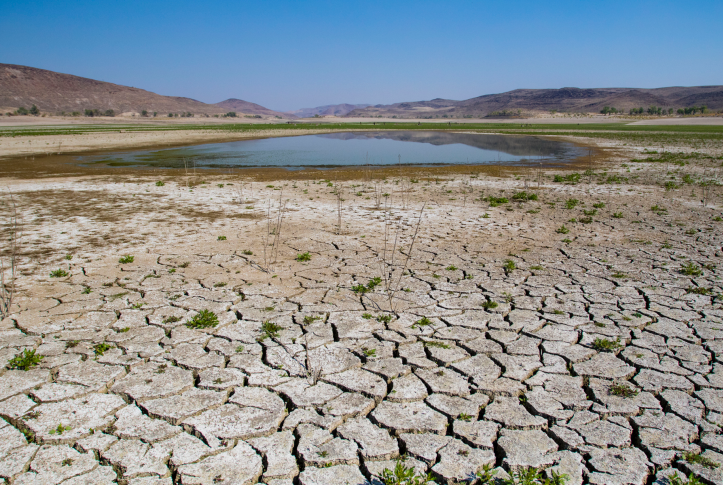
[[0, 125, 722, 484]]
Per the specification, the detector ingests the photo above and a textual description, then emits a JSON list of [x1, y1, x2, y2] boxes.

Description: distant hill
[[346, 86, 723, 118], [0, 63, 291, 118], [214, 98, 294, 118], [286, 103, 371, 118]]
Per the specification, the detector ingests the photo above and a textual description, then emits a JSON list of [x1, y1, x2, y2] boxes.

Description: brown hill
[[0, 63, 291, 118], [346, 86, 723, 118]]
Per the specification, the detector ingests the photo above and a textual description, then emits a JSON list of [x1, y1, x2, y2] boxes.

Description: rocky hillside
[[0, 63, 290, 118]]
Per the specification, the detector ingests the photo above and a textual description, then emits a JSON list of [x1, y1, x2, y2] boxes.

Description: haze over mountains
[[284, 104, 371, 118], [1, 63, 721, 119]]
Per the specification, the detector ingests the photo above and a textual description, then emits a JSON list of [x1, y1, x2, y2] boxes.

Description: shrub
[[119, 255, 134, 264], [186, 310, 220, 329], [50, 269, 69, 278], [7, 349, 43, 370], [296, 252, 311, 262], [16, 107, 29, 115], [503, 260, 516, 272], [29, 104, 40, 116]]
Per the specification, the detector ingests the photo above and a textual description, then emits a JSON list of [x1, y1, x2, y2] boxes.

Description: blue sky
[[1, 0, 720, 111]]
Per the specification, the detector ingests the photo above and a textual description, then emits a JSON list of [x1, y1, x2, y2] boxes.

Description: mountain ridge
[[345, 86, 723, 118]]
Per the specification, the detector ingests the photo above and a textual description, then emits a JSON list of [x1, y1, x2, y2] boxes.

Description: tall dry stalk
[[262, 189, 288, 272], [0, 192, 20, 320], [335, 183, 345, 235]]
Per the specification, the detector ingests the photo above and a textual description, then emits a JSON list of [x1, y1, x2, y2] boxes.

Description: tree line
[[600, 105, 710, 115]]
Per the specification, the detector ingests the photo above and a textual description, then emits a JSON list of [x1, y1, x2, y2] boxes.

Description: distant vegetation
[[84, 108, 115, 117]]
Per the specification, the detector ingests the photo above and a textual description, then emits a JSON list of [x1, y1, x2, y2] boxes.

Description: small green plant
[[362, 313, 373, 320], [713, 216, 723, 222], [610, 383, 638, 398], [583, 209, 597, 216], [64, 254, 73, 260], [681, 262, 703, 276], [668, 472, 703, 485], [118, 255, 134, 264], [362, 348, 377, 357], [446, 265, 457, 271], [81, 286, 92, 294], [7, 349, 43, 370], [217, 235, 227, 241], [476, 464, 498, 484], [593, 202, 605, 209], [49, 423, 72, 435], [683, 451, 719, 469], [565, 198, 579, 209], [303, 315, 321, 325], [380, 460, 433, 485], [377, 314, 392, 324], [131, 302, 143, 309], [592, 337, 622, 352], [352, 277, 382, 294], [503, 260, 516, 272], [556, 225, 570, 234], [511, 191, 538, 201], [412, 317, 432, 329], [162, 316, 181, 324], [93, 343, 112, 356], [482, 300, 498, 310], [235, 345, 244, 353], [259, 321, 282, 341], [155, 181, 165, 186], [481, 213, 490, 218], [458, 413, 473, 422], [296, 252, 312, 262], [423, 340, 450, 349], [611, 272, 627, 278], [561, 238, 572, 243], [186, 309, 220, 329], [118, 327, 130, 333], [687, 286, 711, 295], [530, 265, 544, 270], [241, 250, 253, 256], [50, 269, 69, 278]]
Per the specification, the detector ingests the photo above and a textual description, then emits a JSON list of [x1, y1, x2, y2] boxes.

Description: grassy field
[[2, 121, 723, 138]]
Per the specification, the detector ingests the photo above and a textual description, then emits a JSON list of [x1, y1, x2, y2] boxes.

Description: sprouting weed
[[423, 340, 450, 349], [377, 314, 392, 324], [610, 383, 638, 398], [412, 317, 432, 329], [186, 310, 220, 329], [362, 348, 377, 357], [258, 321, 282, 341], [296, 252, 312, 262], [93, 343, 112, 356], [50, 269, 69, 278], [217, 235, 227, 241], [482, 300, 498, 310], [303, 315, 321, 325], [592, 337, 622, 352], [118, 255, 134, 264], [8, 349, 43, 370]]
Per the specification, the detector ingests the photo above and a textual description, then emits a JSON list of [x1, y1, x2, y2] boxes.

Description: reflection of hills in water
[[79, 130, 586, 169], [318, 131, 574, 158]]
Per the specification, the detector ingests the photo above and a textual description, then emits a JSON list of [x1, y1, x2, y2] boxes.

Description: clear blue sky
[[1, 0, 720, 112]]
